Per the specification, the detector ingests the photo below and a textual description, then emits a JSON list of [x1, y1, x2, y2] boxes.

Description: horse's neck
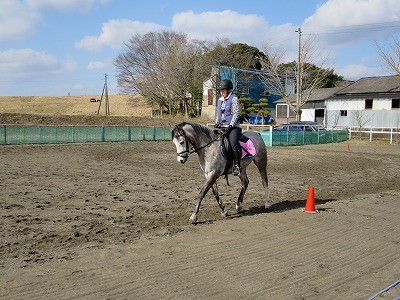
[[189, 132, 209, 150]]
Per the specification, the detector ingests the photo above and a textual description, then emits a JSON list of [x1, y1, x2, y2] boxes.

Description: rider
[[215, 79, 242, 176]]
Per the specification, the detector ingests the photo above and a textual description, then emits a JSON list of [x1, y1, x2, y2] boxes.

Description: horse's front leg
[[190, 175, 217, 223], [236, 170, 249, 212], [211, 182, 227, 218]]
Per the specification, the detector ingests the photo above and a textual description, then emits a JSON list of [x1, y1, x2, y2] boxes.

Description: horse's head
[[171, 123, 190, 164]]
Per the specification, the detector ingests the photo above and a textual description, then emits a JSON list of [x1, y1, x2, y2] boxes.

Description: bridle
[[175, 130, 192, 159], [175, 128, 223, 159]]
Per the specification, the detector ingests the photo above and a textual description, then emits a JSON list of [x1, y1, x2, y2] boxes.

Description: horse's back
[[243, 131, 265, 145]]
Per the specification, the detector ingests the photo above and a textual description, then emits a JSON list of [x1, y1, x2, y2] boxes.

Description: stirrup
[[233, 164, 241, 176]]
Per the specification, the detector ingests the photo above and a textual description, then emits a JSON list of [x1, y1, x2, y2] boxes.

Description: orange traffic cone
[[346, 144, 351, 151], [303, 186, 317, 213]]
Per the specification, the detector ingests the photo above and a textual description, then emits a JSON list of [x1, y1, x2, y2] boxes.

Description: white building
[[325, 75, 400, 128], [275, 75, 400, 128]]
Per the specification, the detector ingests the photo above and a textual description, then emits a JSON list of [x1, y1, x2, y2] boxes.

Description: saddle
[[219, 133, 257, 179], [220, 134, 257, 161]]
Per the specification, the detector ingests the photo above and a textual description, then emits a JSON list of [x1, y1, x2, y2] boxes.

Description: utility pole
[[97, 73, 110, 116], [295, 27, 302, 121]]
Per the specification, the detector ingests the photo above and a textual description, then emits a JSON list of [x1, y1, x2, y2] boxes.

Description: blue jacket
[[216, 93, 240, 127]]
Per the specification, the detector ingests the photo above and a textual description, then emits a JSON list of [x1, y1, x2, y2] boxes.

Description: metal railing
[[348, 126, 400, 144]]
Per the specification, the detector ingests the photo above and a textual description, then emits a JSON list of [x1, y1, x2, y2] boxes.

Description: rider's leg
[[229, 127, 242, 176]]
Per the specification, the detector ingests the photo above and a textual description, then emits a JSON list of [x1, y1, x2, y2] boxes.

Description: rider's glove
[[226, 125, 233, 133]]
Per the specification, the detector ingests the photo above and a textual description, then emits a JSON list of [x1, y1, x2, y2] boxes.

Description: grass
[[0, 94, 212, 126]]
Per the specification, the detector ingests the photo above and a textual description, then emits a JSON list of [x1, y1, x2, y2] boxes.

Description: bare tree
[[258, 33, 332, 121], [373, 35, 400, 75], [114, 31, 208, 117], [352, 109, 374, 140]]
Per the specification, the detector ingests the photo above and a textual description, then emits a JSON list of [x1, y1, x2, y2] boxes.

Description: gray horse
[[171, 122, 271, 223]]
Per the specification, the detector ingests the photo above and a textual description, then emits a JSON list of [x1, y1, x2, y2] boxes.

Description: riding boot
[[232, 147, 241, 176]]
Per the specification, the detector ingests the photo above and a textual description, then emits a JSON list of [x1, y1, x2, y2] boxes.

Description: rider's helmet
[[217, 79, 233, 91]]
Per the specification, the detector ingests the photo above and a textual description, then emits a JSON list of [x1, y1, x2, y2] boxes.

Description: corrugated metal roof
[[274, 75, 400, 103], [336, 75, 400, 94], [274, 86, 345, 103]]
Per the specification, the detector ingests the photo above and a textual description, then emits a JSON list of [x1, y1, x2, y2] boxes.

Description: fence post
[[2, 125, 6, 145], [39, 126, 42, 144], [152, 127, 156, 141], [348, 127, 352, 139], [370, 128, 373, 142], [269, 126, 272, 147], [102, 126, 105, 142], [390, 128, 393, 144]]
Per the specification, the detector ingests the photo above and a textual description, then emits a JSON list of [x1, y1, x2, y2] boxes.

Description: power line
[[265, 20, 400, 46], [303, 20, 400, 35]]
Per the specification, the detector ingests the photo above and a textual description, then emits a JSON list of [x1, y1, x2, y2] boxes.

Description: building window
[[276, 104, 295, 118], [340, 110, 348, 117], [392, 98, 400, 109], [315, 109, 324, 118], [207, 89, 213, 105], [276, 105, 287, 118], [365, 99, 373, 109]]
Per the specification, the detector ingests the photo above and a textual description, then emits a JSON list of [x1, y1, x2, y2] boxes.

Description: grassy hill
[[0, 94, 151, 117], [0, 94, 207, 126]]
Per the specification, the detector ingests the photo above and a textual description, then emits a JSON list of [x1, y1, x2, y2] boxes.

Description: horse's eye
[[180, 140, 184, 145]]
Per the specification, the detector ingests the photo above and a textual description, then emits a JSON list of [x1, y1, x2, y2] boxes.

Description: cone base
[[302, 208, 318, 213]]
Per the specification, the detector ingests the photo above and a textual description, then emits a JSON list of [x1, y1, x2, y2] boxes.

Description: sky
[[0, 0, 400, 96]]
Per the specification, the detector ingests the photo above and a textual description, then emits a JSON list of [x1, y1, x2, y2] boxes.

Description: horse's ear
[[171, 124, 183, 138]]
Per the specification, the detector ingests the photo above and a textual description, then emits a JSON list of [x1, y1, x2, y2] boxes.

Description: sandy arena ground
[[1, 139, 399, 299]]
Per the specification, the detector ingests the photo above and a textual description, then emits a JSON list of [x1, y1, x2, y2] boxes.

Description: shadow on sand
[[194, 199, 336, 224], [238, 198, 336, 217]]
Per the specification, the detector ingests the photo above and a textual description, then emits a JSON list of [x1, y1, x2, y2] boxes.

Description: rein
[[176, 128, 223, 158], [190, 135, 222, 153]]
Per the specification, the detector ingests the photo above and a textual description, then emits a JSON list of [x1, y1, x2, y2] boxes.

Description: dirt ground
[[1, 139, 399, 299]]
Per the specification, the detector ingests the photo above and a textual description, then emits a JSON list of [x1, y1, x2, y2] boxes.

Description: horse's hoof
[[236, 204, 242, 213], [189, 214, 197, 224], [221, 211, 228, 218], [265, 201, 272, 209]]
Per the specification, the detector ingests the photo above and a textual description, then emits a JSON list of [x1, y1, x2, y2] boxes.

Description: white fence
[[348, 126, 400, 144]]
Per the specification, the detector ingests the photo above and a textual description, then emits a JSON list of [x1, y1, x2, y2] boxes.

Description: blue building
[[201, 65, 295, 123]]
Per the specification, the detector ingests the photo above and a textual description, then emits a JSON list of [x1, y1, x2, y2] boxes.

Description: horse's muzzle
[[177, 153, 188, 164]]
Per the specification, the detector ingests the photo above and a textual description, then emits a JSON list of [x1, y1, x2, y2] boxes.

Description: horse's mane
[[173, 122, 215, 140]]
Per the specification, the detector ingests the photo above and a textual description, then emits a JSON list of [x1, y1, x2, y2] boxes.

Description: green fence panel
[[104, 126, 130, 142], [154, 127, 172, 141], [72, 126, 103, 143], [260, 129, 348, 146], [0, 125, 347, 146], [0, 125, 173, 145]]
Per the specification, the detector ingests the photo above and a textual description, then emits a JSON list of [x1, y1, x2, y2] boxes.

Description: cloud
[[171, 10, 269, 45], [25, 0, 109, 13], [75, 19, 167, 51], [303, 0, 400, 46], [0, 48, 76, 80], [0, 0, 108, 41], [0, 0, 41, 40], [336, 63, 388, 80], [87, 60, 107, 69]]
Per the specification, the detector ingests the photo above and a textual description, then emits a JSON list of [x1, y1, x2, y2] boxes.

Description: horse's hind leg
[[254, 159, 271, 209], [211, 182, 227, 218]]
